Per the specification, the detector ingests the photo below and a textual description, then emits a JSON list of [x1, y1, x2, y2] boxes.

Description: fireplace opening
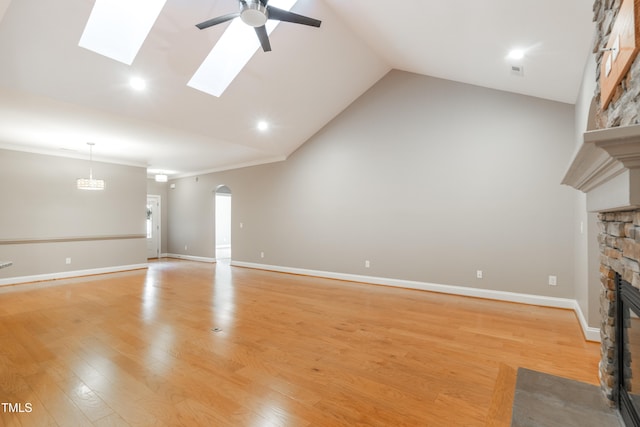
[[617, 274, 640, 427]]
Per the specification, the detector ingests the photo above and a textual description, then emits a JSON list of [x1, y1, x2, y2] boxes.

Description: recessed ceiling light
[[147, 168, 177, 175], [130, 77, 146, 90], [257, 121, 269, 131], [507, 49, 525, 61]]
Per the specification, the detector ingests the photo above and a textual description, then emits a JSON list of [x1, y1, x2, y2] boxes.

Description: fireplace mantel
[[563, 124, 640, 213]]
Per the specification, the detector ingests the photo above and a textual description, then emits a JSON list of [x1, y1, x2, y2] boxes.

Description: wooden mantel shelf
[[562, 124, 640, 212]]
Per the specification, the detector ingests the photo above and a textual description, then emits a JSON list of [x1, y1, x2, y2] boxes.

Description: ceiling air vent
[[510, 65, 524, 77]]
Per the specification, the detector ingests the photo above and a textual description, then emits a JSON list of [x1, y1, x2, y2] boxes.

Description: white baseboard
[[232, 261, 602, 342], [0, 263, 148, 287], [166, 253, 216, 263], [0, 259, 601, 342], [572, 300, 601, 342]]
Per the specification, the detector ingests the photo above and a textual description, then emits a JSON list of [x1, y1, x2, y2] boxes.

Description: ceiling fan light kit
[[196, 0, 321, 52], [241, 1, 268, 27]]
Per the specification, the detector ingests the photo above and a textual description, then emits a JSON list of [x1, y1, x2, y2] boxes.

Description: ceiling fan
[[196, 0, 321, 52]]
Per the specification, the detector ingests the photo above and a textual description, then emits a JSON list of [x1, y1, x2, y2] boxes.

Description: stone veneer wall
[[593, 0, 640, 128], [592, 0, 640, 405], [598, 211, 640, 403]]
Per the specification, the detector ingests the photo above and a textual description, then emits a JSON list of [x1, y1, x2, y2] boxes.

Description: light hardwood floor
[[0, 259, 600, 426]]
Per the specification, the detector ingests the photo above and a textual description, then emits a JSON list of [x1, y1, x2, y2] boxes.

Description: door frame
[[147, 194, 161, 259], [215, 186, 232, 260]]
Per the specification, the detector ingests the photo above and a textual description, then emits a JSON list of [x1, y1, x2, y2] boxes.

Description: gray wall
[[167, 175, 216, 259], [168, 70, 578, 298], [572, 51, 602, 328], [0, 149, 147, 279]]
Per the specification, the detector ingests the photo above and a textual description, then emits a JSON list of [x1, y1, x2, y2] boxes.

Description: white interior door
[[146, 195, 161, 259]]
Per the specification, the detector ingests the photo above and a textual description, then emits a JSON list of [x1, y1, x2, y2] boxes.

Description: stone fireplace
[[564, 0, 640, 416], [563, 124, 640, 424], [599, 209, 640, 402], [564, 0, 640, 422]]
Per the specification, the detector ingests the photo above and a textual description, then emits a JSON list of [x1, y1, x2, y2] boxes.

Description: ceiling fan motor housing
[[240, 0, 268, 27]]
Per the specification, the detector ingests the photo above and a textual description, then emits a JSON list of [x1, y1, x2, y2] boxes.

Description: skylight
[[188, 0, 297, 97], [79, 0, 167, 65]]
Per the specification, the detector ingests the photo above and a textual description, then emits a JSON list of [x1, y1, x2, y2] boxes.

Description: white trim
[[173, 156, 287, 179], [0, 259, 602, 342], [0, 143, 148, 168], [0, 263, 148, 287], [572, 299, 601, 342], [166, 253, 216, 263], [232, 261, 602, 342], [562, 124, 640, 212], [147, 194, 161, 259]]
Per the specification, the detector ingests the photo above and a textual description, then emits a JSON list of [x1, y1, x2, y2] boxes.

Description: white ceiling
[[0, 0, 595, 177]]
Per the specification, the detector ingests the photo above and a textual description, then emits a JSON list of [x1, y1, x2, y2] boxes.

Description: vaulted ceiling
[[0, 0, 595, 177]]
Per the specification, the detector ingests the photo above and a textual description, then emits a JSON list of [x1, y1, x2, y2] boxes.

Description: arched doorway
[[215, 185, 232, 261]]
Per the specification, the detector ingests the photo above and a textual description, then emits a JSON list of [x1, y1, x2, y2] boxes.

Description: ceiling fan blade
[[258, 0, 268, 5], [196, 13, 240, 30], [254, 25, 272, 52], [266, 6, 321, 27]]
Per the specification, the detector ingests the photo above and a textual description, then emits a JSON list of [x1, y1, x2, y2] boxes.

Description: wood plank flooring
[[0, 259, 600, 426]]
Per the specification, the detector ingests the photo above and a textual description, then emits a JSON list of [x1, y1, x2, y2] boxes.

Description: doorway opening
[[215, 185, 232, 261], [146, 195, 161, 259]]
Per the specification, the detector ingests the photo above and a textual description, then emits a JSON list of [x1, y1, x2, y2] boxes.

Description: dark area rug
[[511, 368, 621, 427]]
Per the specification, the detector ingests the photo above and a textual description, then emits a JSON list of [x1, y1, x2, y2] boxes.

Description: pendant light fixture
[[77, 142, 105, 190]]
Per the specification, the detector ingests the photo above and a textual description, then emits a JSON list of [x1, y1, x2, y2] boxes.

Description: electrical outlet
[[476, 270, 483, 279], [65, 257, 71, 265], [365, 260, 370, 268], [549, 275, 557, 286], [184, 245, 188, 251], [260, 251, 264, 259]]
